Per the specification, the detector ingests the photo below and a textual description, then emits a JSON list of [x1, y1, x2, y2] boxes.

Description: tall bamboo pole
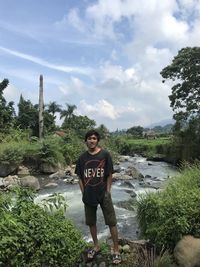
[[39, 75, 44, 139]]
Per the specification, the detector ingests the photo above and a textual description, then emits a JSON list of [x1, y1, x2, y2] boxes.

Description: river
[[35, 155, 179, 242]]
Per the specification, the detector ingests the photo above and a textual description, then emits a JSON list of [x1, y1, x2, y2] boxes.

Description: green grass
[[126, 137, 171, 146], [114, 136, 172, 157]]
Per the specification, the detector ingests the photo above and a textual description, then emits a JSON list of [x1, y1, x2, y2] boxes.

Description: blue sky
[[1, 0, 200, 131]]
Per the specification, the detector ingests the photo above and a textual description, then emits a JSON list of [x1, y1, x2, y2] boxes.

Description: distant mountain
[[146, 118, 175, 128]]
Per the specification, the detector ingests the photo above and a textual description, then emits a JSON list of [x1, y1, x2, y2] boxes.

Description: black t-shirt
[[75, 149, 113, 206]]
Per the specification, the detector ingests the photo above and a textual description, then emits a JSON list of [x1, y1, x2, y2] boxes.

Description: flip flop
[[112, 253, 122, 265], [87, 248, 100, 260]]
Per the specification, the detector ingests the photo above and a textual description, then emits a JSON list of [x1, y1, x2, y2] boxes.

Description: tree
[[96, 124, 109, 139], [16, 95, 39, 135], [0, 79, 15, 132], [60, 103, 77, 129], [126, 126, 144, 138], [47, 101, 61, 120], [161, 47, 200, 160], [161, 47, 200, 122]]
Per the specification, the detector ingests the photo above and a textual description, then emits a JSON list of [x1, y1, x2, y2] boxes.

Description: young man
[[75, 130, 121, 265]]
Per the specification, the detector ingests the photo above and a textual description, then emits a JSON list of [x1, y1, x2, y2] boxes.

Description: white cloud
[[67, 8, 86, 32], [161, 14, 189, 41], [0, 46, 91, 75], [79, 99, 119, 120], [1, 0, 200, 130], [59, 77, 85, 96]]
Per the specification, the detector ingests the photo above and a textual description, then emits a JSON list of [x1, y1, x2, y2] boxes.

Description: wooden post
[[39, 75, 44, 139]]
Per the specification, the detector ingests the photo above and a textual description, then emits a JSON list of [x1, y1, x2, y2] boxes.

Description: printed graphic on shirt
[[84, 159, 105, 187]]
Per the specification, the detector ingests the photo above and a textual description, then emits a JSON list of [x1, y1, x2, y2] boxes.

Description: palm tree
[[47, 101, 62, 118], [60, 103, 77, 129]]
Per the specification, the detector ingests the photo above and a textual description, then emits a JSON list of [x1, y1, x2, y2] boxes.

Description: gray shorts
[[84, 192, 117, 226]]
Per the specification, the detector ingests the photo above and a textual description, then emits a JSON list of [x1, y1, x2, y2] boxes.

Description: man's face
[[86, 134, 98, 150]]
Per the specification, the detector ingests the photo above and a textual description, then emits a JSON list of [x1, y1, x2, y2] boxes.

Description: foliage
[[60, 103, 77, 129], [0, 188, 86, 267], [154, 249, 173, 267], [96, 124, 110, 139], [39, 193, 68, 213], [137, 163, 200, 251], [161, 47, 200, 121], [61, 131, 85, 165], [0, 142, 24, 164], [62, 115, 96, 138], [0, 79, 15, 132], [127, 126, 144, 138], [16, 95, 57, 137], [37, 136, 65, 165], [16, 95, 39, 135], [161, 47, 200, 161], [112, 136, 171, 157], [0, 127, 31, 143], [47, 101, 62, 119]]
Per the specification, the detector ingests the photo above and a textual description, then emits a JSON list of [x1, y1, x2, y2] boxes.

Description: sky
[[0, 0, 200, 131]]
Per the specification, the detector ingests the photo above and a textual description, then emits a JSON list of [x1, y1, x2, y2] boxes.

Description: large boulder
[[20, 175, 40, 190], [39, 162, 61, 174], [174, 235, 200, 267], [125, 166, 144, 179], [0, 162, 19, 177]]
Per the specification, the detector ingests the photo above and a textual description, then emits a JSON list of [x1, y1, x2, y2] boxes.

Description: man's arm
[[78, 179, 84, 193], [106, 173, 112, 193]]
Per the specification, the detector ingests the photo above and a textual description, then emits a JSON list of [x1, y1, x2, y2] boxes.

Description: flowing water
[[35, 155, 179, 241]]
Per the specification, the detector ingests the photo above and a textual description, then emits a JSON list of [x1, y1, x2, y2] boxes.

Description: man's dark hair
[[85, 130, 100, 142]]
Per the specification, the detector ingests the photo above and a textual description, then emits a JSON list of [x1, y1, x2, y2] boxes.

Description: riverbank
[[113, 136, 185, 165]]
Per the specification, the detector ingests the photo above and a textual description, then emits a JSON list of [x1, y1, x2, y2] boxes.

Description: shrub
[[137, 164, 200, 251], [61, 134, 85, 165], [37, 136, 65, 165], [0, 188, 86, 266], [0, 142, 24, 164]]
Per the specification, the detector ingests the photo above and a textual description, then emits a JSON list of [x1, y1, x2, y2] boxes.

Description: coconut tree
[[47, 101, 62, 118], [60, 103, 77, 129]]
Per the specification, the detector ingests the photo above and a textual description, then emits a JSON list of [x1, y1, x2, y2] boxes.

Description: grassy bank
[[114, 136, 172, 158], [137, 163, 200, 251]]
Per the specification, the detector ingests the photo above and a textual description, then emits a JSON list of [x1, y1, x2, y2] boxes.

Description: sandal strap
[[112, 253, 122, 264]]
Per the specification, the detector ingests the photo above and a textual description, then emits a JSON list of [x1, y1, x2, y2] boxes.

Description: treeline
[[1, 46, 200, 164], [0, 79, 109, 140]]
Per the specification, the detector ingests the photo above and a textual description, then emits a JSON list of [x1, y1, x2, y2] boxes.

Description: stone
[[0, 162, 19, 177], [20, 175, 40, 190], [122, 244, 131, 253], [0, 178, 4, 187], [130, 191, 137, 198], [3, 175, 20, 187], [125, 166, 144, 179], [39, 162, 61, 174], [49, 170, 66, 179], [17, 165, 30, 175], [44, 182, 58, 188], [99, 262, 106, 267], [174, 235, 200, 267]]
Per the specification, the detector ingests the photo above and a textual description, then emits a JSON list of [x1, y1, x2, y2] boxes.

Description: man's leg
[[85, 204, 100, 258], [89, 225, 100, 251], [101, 193, 122, 264], [109, 225, 119, 253]]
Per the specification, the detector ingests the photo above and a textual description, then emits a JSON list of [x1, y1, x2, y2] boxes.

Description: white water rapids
[[35, 155, 179, 241]]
